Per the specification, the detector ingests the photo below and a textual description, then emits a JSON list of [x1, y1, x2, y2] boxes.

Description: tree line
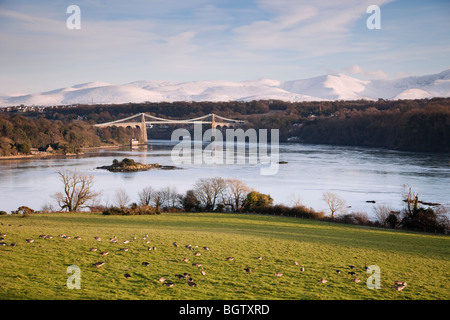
[[2, 97, 449, 155], [4, 169, 447, 234]]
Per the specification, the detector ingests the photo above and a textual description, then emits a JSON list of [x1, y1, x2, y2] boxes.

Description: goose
[[275, 272, 283, 277], [124, 273, 131, 279], [187, 278, 197, 287], [394, 281, 407, 291], [349, 265, 356, 269], [294, 260, 299, 266], [120, 248, 129, 252], [194, 252, 201, 256], [100, 251, 109, 256], [152, 246, 157, 251], [25, 239, 34, 243], [348, 271, 356, 276], [336, 270, 341, 274], [192, 263, 202, 268], [93, 262, 105, 268], [175, 274, 185, 279], [201, 268, 206, 276], [226, 257, 234, 261], [351, 278, 361, 283], [142, 262, 150, 267], [123, 240, 130, 244], [173, 242, 178, 247], [183, 257, 189, 263], [318, 278, 327, 284], [203, 246, 210, 250], [74, 236, 82, 240], [164, 282, 174, 287], [44, 235, 53, 239], [94, 237, 101, 241], [244, 267, 254, 273], [158, 277, 166, 282], [90, 248, 98, 252], [300, 265, 305, 272], [257, 256, 263, 260], [0, 242, 6, 246]]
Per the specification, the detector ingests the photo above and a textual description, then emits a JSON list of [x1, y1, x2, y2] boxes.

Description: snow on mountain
[[1, 70, 450, 107]]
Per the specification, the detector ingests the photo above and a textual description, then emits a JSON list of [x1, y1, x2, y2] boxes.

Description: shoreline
[[0, 144, 126, 161]]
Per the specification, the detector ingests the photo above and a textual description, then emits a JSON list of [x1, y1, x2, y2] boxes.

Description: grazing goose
[[351, 278, 361, 283], [164, 282, 174, 287], [226, 257, 234, 261], [194, 252, 201, 256], [120, 248, 129, 252], [348, 271, 356, 276], [90, 248, 98, 252], [124, 273, 131, 279], [244, 267, 254, 273], [173, 242, 178, 247], [257, 256, 263, 260], [336, 270, 341, 274], [25, 239, 34, 243], [10, 243, 15, 247], [74, 236, 82, 240], [318, 278, 327, 284], [275, 272, 283, 277], [93, 262, 105, 268], [349, 265, 356, 269], [187, 278, 197, 287], [300, 265, 305, 272], [142, 262, 150, 267], [203, 246, 210, 251], [192, 263, 202, 268], [201, 268, 206, 276], [183, 257, 189, 263], [94, 237, 101, 241], [175, 274, 185, 279], [364, 263, 368, 271], [158, 277, 166, 282], [123, 240, 130, 244], [100, 251, 109, 256], [394, 281, 407, 291], [294, 260, 299, 266]]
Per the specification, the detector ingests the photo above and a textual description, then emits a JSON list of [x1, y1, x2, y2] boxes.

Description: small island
[[97, 158, 177, 172]]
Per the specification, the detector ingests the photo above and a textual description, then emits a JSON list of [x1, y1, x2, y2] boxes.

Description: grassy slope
[[0, 212, 448, 300]]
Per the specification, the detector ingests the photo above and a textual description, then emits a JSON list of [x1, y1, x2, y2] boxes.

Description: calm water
[[0, 140, 449, 218]]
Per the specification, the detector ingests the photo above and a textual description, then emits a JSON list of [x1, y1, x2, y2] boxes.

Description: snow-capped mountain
[[1, 69, 450, 107]]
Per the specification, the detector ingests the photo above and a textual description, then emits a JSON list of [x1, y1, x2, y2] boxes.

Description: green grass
[[0, 212, 448, 300]]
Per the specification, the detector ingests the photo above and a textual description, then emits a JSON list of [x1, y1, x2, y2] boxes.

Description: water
[[0, 140, 449, 218]]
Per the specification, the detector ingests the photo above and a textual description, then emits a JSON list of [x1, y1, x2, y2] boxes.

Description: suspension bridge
[[94, 113, 245, 143]]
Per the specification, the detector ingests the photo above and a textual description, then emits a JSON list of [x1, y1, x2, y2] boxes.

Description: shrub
[[0, 210, 7, 215]]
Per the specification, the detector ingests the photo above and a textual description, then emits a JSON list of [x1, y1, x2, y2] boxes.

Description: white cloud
[[344, 65, 389, 80]]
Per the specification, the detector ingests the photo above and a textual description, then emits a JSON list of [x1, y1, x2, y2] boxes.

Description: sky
[[0, 0, 449, 94]]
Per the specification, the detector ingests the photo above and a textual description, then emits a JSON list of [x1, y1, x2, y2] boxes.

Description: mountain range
[[2, 69, 450, 107]]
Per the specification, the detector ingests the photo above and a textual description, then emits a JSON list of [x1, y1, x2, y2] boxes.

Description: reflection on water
[[0, 140, 449, 217]]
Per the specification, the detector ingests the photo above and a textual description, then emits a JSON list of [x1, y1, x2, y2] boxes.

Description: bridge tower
[[140, 113, 148, 143]]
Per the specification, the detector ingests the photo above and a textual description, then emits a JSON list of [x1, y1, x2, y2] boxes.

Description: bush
[[0, 210, 7, 215], [11, 206, 34, 215], [102, 205, 159, 215]]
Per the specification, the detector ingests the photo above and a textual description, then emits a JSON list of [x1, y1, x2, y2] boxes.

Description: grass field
[[0, 212, 448, 300]]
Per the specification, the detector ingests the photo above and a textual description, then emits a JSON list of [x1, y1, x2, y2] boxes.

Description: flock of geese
[[0, 225, 409, 293]]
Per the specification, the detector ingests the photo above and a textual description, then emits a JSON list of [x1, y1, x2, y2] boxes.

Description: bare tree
[[322, 192, 346, 218], [54, 169, 101, 212], [223, 179, 253, 212], [115, 188, 130, 208], [138, 186, 154, 206], [194, 177, 227, 211], [373, 204, 393, 226]]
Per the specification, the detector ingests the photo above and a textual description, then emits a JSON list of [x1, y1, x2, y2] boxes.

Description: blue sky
[[0, 0, 449, 93]]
